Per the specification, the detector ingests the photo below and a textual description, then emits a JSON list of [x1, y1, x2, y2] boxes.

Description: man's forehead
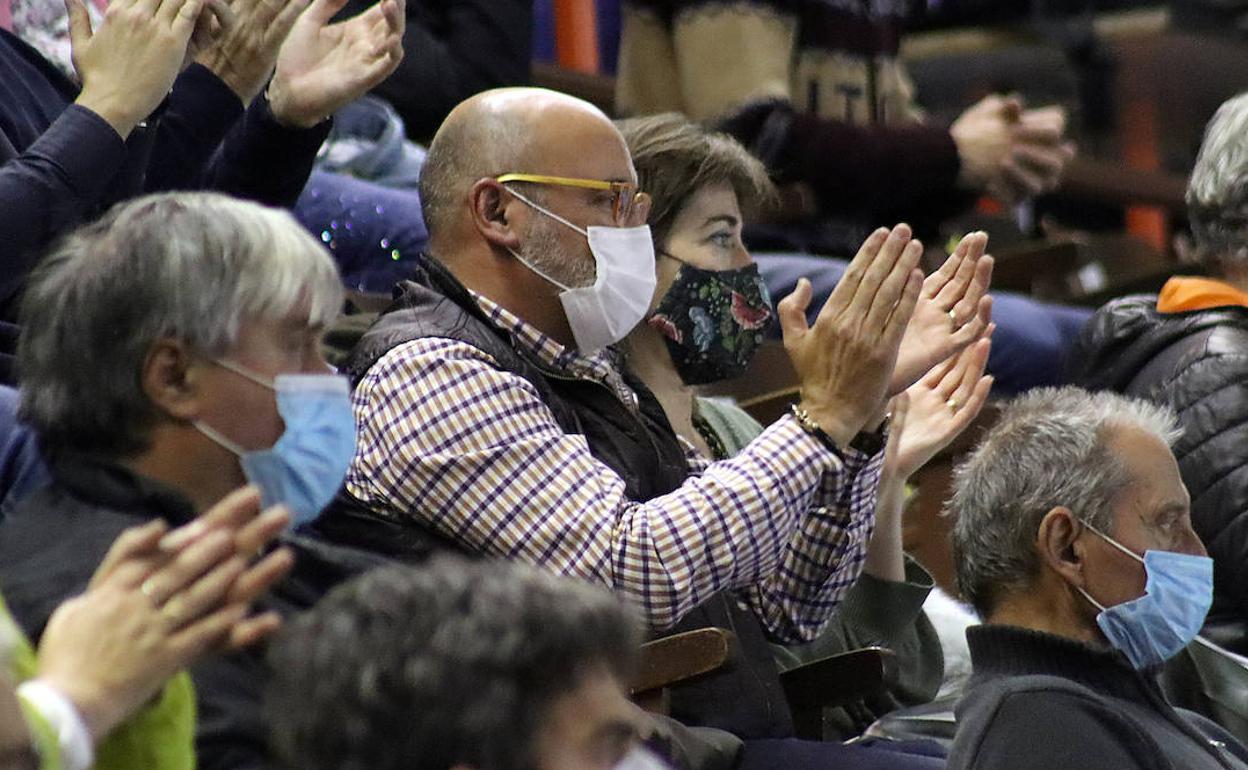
[[522, 112, 637, 182]]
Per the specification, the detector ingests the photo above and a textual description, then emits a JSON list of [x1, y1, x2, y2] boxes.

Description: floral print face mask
[[647, 260, 773, 385]]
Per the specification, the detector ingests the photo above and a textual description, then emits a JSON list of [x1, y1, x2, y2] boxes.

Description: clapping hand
[[891, 231, 993, 395], [67, 0, 205, 137], [266, 0, 405, 128], [778, 224, 924, 447], [35, 487, 292, 742], [888, 334, 994, 481], [950, 95, 1076, 203]]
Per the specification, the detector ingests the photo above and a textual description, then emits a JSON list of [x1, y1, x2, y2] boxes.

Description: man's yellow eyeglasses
[[496, 173, 647, 223]]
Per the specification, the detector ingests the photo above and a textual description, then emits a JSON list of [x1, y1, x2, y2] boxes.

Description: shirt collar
[[468, 290, 619, 381]]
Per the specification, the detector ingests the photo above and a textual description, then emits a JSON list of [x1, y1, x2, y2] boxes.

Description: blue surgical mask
[[1076, 521, 1213, 669], [195, 360, 357, 526]]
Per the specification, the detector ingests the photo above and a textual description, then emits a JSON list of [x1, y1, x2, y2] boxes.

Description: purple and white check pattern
[[345, 292, 883, 641]]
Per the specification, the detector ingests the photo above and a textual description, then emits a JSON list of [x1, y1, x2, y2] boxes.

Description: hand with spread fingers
[[66, 0, 206, 138], [866, 339, 992, 581], [778, 223, 924, 448], [193, 0, 310, 105], [891, 333, 994, 481], [890, 230, 994, 395], [34, 487, 292, 743], [266, 0, 406, 128]]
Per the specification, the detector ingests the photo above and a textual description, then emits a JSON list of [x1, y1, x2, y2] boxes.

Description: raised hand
[[778, 224, 924, 447], [890, 334, 994, 481], [37, 487, 292, 741], [67, 0, 204, 138], [267, 0, 405, 128], [194, 0, 309, 104], [891, 231, 993, 395]]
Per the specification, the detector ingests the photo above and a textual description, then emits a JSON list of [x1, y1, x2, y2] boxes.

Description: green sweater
[[695, 396, 945, 739], [1, 598, 195, 770]]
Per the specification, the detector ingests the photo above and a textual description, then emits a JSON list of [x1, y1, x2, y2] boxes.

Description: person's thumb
[[778, 278, 813, 344]]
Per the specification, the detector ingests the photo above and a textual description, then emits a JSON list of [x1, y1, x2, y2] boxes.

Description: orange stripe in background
[[1122, 99, 1167, 251], [555, 0, 601, 74]]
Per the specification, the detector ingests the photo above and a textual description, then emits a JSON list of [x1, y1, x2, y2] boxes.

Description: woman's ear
[[468, 178, 523, 251], [1037, 506, 1088, 588], [141, 338, 204, 421]]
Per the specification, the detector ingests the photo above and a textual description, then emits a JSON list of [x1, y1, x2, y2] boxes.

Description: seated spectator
[[615, 0, 1090, 395], [0, 488, 290, 770], [0, 192, 365, 770], [616, 112, 994, 737], [323, 86, 945, 768], [0, 0, 404, 376], [946, 386, 1248, 770], [1070, 92, 1248, 652], [267, 555, 665, 770], [616, 0, 1075, 246]]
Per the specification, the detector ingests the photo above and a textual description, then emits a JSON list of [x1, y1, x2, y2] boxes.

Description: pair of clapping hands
[[68, 0, 405, 138], [779, 225, 994, 454], [32, 486, 291, 744]]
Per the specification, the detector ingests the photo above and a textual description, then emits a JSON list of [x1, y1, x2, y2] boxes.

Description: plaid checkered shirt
[[346, 291, 884, 642]]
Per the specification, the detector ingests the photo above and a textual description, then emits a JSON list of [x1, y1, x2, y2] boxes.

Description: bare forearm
[[862, 469, 906, 582]]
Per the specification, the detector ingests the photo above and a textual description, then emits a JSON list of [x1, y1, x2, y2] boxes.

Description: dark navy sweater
[[0, 29, 330, 378]]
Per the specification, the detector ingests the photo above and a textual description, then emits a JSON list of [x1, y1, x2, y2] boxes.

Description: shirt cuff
[[17, 680, 94, 770]]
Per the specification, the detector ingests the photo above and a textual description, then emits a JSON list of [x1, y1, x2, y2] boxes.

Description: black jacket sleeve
[[143, 64, 246, 193], [346, 0, 532, 142], [198, 93, 331, 209], [0, 106, 126, 305]]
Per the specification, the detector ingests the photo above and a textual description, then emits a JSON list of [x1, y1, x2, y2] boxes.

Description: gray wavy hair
[[19, 192, 343, 456], [950, 386, 1181, 617], [1188, 92, 1248, 267]]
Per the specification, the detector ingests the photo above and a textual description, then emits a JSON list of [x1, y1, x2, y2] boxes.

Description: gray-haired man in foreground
[[947, 386, 1248, 770]]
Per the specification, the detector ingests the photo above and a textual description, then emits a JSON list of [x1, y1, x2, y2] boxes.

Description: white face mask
[[506, 187, 657, 353]]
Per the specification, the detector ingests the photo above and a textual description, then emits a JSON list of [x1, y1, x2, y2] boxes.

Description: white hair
[[19, 192, 343, 455], [950, 386, 1181, 616]]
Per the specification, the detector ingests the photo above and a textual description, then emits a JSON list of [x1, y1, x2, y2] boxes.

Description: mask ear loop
[[504, 184, 590, 237], [1071, 517, 1139, 613], [502, 185, 586, 293], [1078, 517, 1231, 662]]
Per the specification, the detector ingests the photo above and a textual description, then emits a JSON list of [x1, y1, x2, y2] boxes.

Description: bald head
[[418, 88, 635, 248]]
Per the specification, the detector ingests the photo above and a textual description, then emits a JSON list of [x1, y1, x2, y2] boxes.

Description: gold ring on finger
[[140, 578, 162, 606], [161, 597, 185, 627], [947, 398, 961, 412]]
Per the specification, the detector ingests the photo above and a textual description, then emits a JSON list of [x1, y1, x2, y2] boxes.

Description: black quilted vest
[[318, 256, 795, 738]]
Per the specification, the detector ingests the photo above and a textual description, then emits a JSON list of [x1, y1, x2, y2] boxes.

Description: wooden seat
[[782, 647, 900, 740], [631, 627, 734, 714]]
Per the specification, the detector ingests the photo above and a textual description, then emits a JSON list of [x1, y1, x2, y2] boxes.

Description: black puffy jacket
[[1070, 294, 1248, 648]]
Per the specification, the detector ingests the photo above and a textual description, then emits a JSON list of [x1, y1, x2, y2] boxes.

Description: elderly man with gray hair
[[946, 385, 1248, 770], [0, 191, 365, 770], [1072, 91, 1248, 652]]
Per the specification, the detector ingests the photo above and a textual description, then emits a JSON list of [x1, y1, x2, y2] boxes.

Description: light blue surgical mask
[[194, 360, 357, 526], [1076, 521, 1213, 670]]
